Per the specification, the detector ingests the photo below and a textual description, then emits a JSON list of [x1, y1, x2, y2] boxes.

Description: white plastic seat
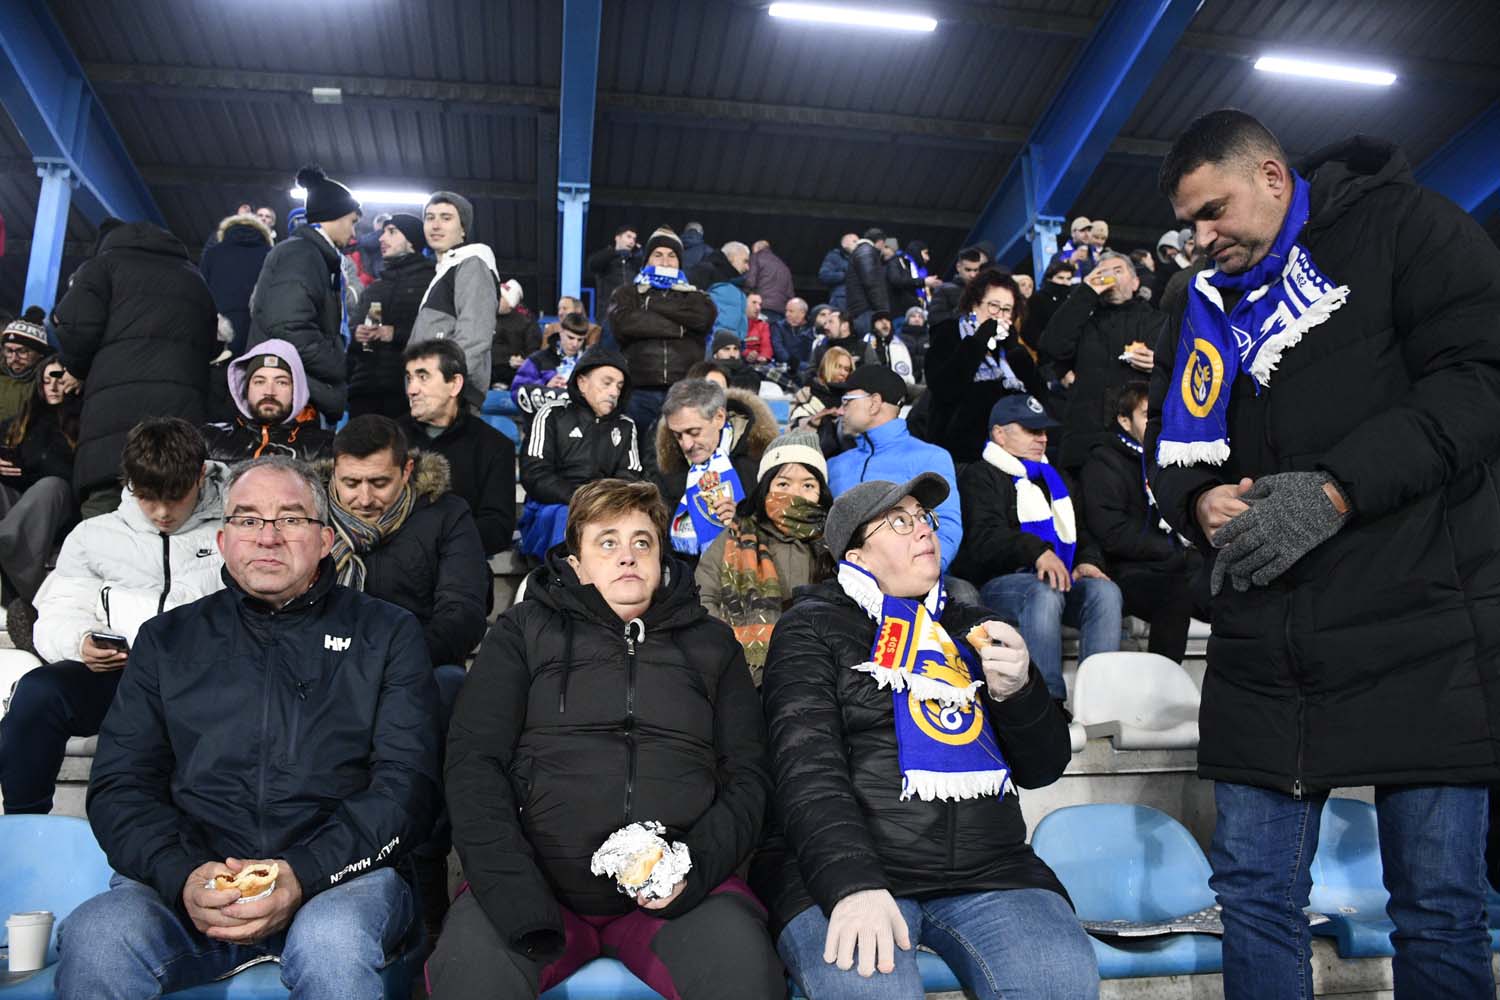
[[0, 648, 43, 713], [1071, 652, 1200, 750]]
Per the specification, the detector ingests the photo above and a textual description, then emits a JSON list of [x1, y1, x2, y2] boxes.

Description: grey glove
[[1209, 471, 1351, 595]]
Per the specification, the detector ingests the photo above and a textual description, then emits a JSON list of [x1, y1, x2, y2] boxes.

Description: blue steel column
[[1415, 98, 1500, 220], [965, 0, 1201, 267], [557, 0, 603, 299], [24, 159, 76, 311]]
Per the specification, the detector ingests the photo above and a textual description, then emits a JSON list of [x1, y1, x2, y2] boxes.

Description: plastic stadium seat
[[483, 389, 522, 416], [1031, 803, 1223, 978], [540, 959, 660, 999], [1071, 653, 1199, 750], [786, 951, 961, 998], [483, 413, 521, 445], [1309, 797, 1395, 958], [0, 815, 114, 995], [0, 649, 42, 711], [764, 397, 791, 427], [1068, 721, 1087, 753]]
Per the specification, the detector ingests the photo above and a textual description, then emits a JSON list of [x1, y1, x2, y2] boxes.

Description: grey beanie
[[426, 191, 474, 238]]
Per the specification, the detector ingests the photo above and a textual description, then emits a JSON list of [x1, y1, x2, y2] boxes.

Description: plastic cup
[[6, 910, 54, 972]]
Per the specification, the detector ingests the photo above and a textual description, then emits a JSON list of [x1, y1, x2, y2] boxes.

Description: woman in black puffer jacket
[[432, 479, 782, 1000], [756, 472, 1098, 999]]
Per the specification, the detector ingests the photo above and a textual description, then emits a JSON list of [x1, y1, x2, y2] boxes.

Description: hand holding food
[[591, 821, 692, 901], [209, 861, 279, 902]]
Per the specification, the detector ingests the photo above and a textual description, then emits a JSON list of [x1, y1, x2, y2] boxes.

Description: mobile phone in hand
[[88, 630, 130, 654]]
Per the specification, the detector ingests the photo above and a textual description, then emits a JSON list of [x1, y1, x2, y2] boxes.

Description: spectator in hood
[[680, 221, 711, 273], [845, 229, 892, 336], [927, 244, 986, 326], [400, 338, 516, 558], [587, 226, 642, 317], [818, 233, 857, 313], [202, 341, 333, 464], [886, 240, 941, 316], [692, 242, 751, 343], [199, 211, 273, 359], [518, 347, 642, 559], [347, 213, 435, 421], [492, 279, 534, 386], [745, 239, 795, 320], [771, 297, 816, 377], [511, 311, 591, 415], [408, 191, 501, 412], [54, 219, 218, 517], [0, 318, 55, 423], [1155, 229, 1189, 282], [1027, 259, 1076, 335], [609, 226, 716, 458], [1014, 274, 1035, 300], [0, 419, 226, 815], [248, 165, 361, 423]]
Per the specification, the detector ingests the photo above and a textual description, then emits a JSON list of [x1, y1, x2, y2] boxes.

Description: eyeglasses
[[978, 300, 1015, 316], [865, 506, 939, 540], [223, 515, 325, 535], [840, 391, 870, 405]]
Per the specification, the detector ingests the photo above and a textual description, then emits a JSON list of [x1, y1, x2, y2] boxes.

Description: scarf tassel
[[901, 769, 1013, 803], [850, 661, 983, 707], [1245, 284, 1350, 387]]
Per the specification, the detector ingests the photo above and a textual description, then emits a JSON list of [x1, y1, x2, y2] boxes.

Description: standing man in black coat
[[587, 225, 642, 320], [1148, 109, 1500, 999], [199, 212, 274, 358], [348, 213, 434, 420], [843, 228, 893, 336], [1039, 251, 1168, 476], [52, 219, 218, 517], [248, 166, 362, 423]]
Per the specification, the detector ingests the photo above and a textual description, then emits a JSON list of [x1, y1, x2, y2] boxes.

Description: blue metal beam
[[0, 0, 162, 227], [24, 160, 76, 311], [965, 0, 1202, 275], [1416, 99, 1500, 220], [557, 0, 603, 299]]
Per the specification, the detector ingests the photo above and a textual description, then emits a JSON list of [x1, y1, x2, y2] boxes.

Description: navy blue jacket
[[818, 248, 850, 312], [87, 560, 442, 909]]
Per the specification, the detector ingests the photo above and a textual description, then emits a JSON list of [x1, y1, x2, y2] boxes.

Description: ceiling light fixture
[[767, 3, 937, 32], [1253, 55, 1396, 86], [289, 186, 432, 206]]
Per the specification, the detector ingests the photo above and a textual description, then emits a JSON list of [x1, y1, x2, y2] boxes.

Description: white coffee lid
[[6, 910, 53, 925]]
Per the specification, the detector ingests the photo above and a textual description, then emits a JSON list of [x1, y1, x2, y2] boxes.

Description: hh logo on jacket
[[324, 635, 351, 652]]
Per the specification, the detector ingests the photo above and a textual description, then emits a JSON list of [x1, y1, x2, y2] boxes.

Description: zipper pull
[[1292, 779, 1303, 801]]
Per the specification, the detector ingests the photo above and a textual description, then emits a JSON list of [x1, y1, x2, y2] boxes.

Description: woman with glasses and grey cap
[[754, 473, 1098, 999]]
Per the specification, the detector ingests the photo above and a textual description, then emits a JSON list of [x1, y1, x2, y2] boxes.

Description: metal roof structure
[[2, 0, 1497, 314]]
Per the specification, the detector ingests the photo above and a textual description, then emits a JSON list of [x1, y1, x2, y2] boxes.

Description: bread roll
[[212, 862, 279, 898], [617, 846, 663, 890]]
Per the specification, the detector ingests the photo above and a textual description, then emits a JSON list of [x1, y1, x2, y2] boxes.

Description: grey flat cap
[[826, 473, 950, 561]]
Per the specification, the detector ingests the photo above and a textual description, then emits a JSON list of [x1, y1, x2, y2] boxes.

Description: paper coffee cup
[[6, 910, 54, 972]]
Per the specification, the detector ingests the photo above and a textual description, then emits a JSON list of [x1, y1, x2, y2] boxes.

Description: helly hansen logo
[[324, 634, 351, 652]]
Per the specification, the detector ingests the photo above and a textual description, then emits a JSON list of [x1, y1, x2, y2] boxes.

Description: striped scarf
[[982, 440, 1076, 570], [329, 485, 416, 590]]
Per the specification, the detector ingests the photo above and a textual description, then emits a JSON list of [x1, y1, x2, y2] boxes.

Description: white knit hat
[[758, 431, 828, 482], [500, 279, 524, 310]]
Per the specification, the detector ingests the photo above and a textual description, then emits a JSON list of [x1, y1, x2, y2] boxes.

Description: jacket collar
[[224, 555, 338, 616], [858, 417, 910, 451]]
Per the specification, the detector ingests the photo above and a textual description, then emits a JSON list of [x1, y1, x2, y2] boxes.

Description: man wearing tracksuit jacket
[[56, 455, 440, 999]]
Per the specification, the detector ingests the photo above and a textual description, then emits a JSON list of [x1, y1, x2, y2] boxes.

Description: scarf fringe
[[1246, 284, 1350, 386], [900, 769, 1012, 802], [1157, 439, 1231, 468], [850, 661, 983, 707]]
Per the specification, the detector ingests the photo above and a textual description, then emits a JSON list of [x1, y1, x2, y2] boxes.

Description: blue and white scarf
[[1056, 240, 1096, 282], [897, 251, 930, 306], [637, 265, 693, 291], [839, 561, 1012, 803], [670, 422, 745, 555], [958, 313, 1025, 388], [982, 441, 1076, 569], [1117, 431, 1175, 537], [1158, 172, 1348, 467]]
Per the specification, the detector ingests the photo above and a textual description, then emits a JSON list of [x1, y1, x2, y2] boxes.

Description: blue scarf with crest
[[1157, 172, 1348, 467]]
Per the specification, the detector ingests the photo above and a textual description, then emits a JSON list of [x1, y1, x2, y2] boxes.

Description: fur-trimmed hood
[[216, 212, 274, 246], [314, 449, 452, 507], [655, 386, 778, 475]]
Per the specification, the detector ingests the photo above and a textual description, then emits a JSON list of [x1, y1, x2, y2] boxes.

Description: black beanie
[[643, 226, 684, 260], [296, 165, 360, 224], [384, 213, 426, 251]]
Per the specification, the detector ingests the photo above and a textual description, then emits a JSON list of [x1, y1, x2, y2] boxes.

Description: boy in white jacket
[[1, 418, 226, 813]]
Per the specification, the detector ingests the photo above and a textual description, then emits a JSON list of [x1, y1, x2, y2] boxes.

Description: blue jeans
[[1211, 782, 1493, 1000], [778, 889, 1098, 1000], [56, 867, 413, 999], [978, 573, 1122, 700]]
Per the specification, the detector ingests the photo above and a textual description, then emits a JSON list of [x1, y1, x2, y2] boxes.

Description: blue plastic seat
[[540, 958, 660, 999], [765, 397, 791, 427], [1308, 797, 1396, 958], [483, 389, 522, 416], [784, 949, 959, 999], [0, 815, 115, 995], [483, 413, 521, 445], [1031, 803, 1223, 979]]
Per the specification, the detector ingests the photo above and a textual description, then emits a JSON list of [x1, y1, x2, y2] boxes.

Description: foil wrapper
[[589, 821, 693, 900]]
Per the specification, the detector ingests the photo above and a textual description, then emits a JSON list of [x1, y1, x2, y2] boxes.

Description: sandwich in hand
[[210, 862, 279, 901]]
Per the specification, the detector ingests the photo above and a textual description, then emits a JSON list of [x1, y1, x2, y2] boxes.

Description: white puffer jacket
[[33, 463, 229, 663]]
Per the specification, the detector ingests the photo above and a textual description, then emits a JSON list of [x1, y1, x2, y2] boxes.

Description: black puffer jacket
[[519, 348, 642, 505], [52, 221, 218, 494], [1040, 289, 1169, 470], [844, 239, 891, 319], [247, 226, 348, 420], [609, 282, 716, 389], [1146, 136, 1500, 793], [1080, 435, 1189, 576], [199, 214, 273, 357], [87, 560, 441, 908], [756, 581, 1070, 930], [348, 251, 435, 402], [400, 411, 517, 557], [446, 551, 770, 960], [919, 316, 1049, 465]]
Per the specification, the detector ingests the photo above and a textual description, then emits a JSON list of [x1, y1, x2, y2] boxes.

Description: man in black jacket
[[587, 225, 642, 317], [348, 213, 434, 420], [57, 455, 440, 998], [202, 339, 334, 464], [1039, 251, 1168, 475], [52, 219, 218, 516], [248, 166, 362, 423], [844, 228, 893, 336], [401, 339, 516, 557], [518, 347, 641, 559], [1148, 109, 1500, 999], [757, 473, 1096, 996]]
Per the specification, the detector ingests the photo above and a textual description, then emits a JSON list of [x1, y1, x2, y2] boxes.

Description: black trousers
[[1114, 565, 1197, 663], [0, 660, 121, 813]]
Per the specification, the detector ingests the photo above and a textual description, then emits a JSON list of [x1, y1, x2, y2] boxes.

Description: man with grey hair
[[771, 297, 816, 376], [1039, 249, 1169, 474], [656, 377, 777, 559], [692, 241, 752, 345], [57, 453, 441, 999], [746, 239, 795, 321]]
